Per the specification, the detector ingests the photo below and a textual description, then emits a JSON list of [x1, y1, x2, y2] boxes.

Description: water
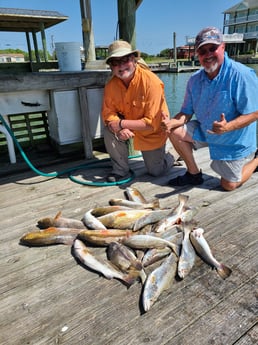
[[157, 63, 258, 116], [157, 72, 192, 115]]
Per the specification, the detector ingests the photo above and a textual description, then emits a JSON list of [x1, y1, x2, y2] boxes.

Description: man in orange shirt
[[102, 40, 174, 182]]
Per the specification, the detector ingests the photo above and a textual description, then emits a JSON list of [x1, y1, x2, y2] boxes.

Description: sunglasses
[[197, 45, 219, 56], [109, 54, 134, 67]]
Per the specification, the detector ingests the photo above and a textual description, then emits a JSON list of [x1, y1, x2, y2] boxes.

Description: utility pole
[[173, 32, 177, 63]]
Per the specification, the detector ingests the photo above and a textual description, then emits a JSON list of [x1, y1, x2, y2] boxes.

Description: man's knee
[[221, 179, 239, 191]]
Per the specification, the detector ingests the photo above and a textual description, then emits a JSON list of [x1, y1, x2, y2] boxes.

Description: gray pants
[[104, 126, 174, 177]]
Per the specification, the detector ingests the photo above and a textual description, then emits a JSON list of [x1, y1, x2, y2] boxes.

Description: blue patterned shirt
[[181, 53, 258, 160]]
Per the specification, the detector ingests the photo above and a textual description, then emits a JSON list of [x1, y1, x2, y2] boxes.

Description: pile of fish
[[20, 187, 232, 312]]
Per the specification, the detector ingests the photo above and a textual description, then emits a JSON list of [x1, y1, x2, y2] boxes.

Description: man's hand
[[116, 128, 135, 141], [161, 112, 172, 133], [207, 113, 228, 134], [108, 120, 121, 133]]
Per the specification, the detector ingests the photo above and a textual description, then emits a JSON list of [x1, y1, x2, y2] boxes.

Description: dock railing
[[148, 60, 200, 73]]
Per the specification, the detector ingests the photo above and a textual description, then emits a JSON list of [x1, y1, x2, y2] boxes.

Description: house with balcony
[[0, 53, 25, 63], [223, 0, 258, 56]]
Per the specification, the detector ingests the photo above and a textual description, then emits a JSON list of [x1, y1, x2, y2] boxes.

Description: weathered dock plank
[[0, 147, 257, 345]]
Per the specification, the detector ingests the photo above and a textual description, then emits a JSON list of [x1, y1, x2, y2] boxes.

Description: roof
[[0, 7, 68, 33], [223, 0, 258, 14]]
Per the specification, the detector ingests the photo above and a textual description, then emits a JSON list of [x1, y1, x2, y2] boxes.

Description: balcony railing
[[244, 31, 258, 39], [224, 13, 258, 26]]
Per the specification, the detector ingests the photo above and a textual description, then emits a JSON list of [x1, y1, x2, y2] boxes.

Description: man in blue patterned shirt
[[162, 27, 258, 191]]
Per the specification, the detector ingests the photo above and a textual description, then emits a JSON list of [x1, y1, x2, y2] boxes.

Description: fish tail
[[216, 264, 232, 279], [139, 270, 147, 284], [122, 274, 138, 288], [179, 194, 189, 204]]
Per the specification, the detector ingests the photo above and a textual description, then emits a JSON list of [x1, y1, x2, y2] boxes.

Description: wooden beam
[[117, 0, 136, 48], [135, 0, 143, 9], [80, 0, 96, 62]]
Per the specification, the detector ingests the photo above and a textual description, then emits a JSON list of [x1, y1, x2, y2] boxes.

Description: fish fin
[[134, 260, 144, 271], [216, 264, 232, 279], [54, 211, 62, 220], [152, 198, 160, 209]]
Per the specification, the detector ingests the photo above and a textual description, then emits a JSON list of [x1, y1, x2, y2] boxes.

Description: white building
[[0, 53, 25, 63], [223, 0, 258, 55]]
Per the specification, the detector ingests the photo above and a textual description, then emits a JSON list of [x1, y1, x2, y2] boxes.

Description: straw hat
[[106, 40, 140, 64]]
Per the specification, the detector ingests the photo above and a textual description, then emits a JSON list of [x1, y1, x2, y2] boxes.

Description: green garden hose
[[0, 113, 138, 186]]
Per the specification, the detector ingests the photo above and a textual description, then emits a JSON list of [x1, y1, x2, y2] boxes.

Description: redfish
[[37, 211, 86, 229], [97, 209, 152, 229], [78, 229, 133, 246], [20, 227, 82, 246]]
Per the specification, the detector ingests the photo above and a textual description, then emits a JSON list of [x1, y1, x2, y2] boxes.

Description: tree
[[159, 48, 170, 58]]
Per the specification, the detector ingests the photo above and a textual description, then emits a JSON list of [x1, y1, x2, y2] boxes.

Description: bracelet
[[119, 119, 123, 130]]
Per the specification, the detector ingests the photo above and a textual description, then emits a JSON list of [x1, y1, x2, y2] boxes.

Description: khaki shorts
[[185, 120, 255, 182]]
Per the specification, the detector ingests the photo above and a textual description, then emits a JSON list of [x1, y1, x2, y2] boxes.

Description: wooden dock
[[0, 146, 257, 345], [148, 61, 200, 73]]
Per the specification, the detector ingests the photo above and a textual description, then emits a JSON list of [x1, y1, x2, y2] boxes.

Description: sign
[[186, 37, 195, 46], [222, 33, 244, 43]]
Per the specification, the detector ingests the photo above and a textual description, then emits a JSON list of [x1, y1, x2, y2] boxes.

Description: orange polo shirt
[[101, 65, 169, 151]]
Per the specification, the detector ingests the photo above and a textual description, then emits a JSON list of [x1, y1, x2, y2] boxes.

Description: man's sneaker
[[168, 170, 204, 186], [253, 149, 258, 173], [106, 173, 129, 182]]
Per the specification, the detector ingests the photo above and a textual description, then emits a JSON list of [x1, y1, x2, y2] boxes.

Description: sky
[[0, 0, 239, 55]]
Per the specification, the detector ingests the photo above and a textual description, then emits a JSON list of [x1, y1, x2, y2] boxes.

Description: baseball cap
[[195, 27, 223, 50]]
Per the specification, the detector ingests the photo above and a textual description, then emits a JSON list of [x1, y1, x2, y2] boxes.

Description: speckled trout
[[178, 222, 196, 278], [108, 198, 160, 210], [133, 208, 174, 231], [73, 239, 136, 286], [142, 252, 178, 312], [142, 230, 183, 267], [190, 228, 232, 279], [82, 209, 107, 230], [153, 194, 189, 233], [107, 242, 146, 283], [122, 234, 178, 255], [124, 187, 148, 203]]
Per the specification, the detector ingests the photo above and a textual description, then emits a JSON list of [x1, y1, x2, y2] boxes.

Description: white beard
[[204, 61, 219, 75]]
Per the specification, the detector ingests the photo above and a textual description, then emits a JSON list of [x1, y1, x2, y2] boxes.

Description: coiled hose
[[0, 113, 139, 186]]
